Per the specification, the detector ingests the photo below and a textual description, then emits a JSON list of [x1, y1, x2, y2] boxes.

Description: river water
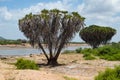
[[0, 45, 90, 56]]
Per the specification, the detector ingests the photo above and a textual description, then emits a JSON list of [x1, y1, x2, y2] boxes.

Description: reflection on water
[[0, 45, 90, 56]]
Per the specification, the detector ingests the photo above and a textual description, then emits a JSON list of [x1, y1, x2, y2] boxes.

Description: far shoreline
[[0, 43, 88, 48]]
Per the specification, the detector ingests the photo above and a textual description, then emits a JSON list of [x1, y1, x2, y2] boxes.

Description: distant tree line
[[0, 39, 28, 45]]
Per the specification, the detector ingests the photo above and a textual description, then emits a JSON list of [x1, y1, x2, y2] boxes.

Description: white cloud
[[0, 7, 12, 21], [77, 0, 120, 26], [0, 0, 74, 22], [21, 0, 74, 14], [22, 1, 67, 14]]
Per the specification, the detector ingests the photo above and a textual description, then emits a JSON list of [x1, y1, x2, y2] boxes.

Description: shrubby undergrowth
[[76, 43, 120, 61], [64, 76, 78, 80], [95, 65, 120, 80], [15, 58, 39, 70], [62, 50, 75, 54]]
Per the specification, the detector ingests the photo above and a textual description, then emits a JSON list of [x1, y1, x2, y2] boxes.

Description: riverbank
[[0, 54, 120, 80], [0, 43, 90, 56], [0, 43, 88, 49], [0, 43, 32, 48]]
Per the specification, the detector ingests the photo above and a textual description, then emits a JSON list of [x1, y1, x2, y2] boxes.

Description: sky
[[0, 0, 120, 42]]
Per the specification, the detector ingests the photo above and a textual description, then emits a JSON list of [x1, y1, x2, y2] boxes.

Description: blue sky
[[0, 0, 120, 42]]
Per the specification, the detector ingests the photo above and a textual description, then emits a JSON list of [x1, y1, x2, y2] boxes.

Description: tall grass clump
[[80, 48, 97, 60], [64, 76, 78, 80], [62, 50, 75, 54], [15, 58, 39, 70], [95, 65, 120, 80], [96, 43, 120, 61], [79, 42, 120, 61]]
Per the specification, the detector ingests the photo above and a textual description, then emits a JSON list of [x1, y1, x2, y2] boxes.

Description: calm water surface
[[0, 45, 90, 56]]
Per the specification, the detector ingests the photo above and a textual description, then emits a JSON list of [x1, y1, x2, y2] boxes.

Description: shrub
[[78, 48, 96, 60], [80, 48, 90, 54], [111, 42, 120, 49], [99, 53, 120, 61], [62, 50, 75, 54], [79, 43, 120, 61], [97, 46, 118, 55], [15, 58, 39, 70], [83, 53, 96, 60], [96, 45, 120, 60], [75, 48, 82, 53], [95, 65, 120, 80], [64, 76, 78, 80]]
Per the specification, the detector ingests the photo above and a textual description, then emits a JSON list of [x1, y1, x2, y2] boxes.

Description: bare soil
[[0, 53, 120, 80]]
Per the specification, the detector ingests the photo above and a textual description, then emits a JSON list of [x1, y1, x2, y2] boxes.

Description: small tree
[[79, 25, 116, 48], [19, 9, 85, 66]]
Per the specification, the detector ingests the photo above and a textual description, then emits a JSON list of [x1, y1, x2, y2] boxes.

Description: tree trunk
[[93, 45, 98, 49], [47, 57, 58, 66]]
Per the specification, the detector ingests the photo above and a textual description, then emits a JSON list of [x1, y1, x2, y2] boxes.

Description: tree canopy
[[19, 9, 85, 65], [79, 25, 116, 48]]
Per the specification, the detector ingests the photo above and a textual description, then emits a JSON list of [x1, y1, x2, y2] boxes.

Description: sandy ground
[[0, 53, 120, 80]]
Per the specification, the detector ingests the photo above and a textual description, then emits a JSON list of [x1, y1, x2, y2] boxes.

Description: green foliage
[[111, 42, 120, 49], [96, 43, 120, 61], [80, 25, 116, 48], [80, 43, 120, 61], [75, 48, 82, 53], [0, 40, 22, 45], [15, 58, 39, 70], [83, 53, 96, 60], [64, 76, 78, 80], [80, 48, 97, 60], [95, 65, 120, 80], [62, 50, 75, 54]]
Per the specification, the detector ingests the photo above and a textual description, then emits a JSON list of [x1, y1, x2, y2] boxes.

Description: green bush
[[75, 48, 82, 53], [95, 65, 120, 80], [64, 76, 78, 80], [62, 50, 75, 54], [83, 53, 96, 60], [101, 53, 120, 61], [111, 42, 120, 49], [15, 58, 39, 70], [96, 45, 120, 60], [80, 48, 96, 60], [79, 43, 120, 61], [81, 48, 92, 53]]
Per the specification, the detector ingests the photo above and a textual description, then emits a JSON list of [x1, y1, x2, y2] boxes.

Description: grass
[[62, 50, 75, 54], [63, 76, 78, 80], [83, 53, 96, 60], [76, 42, 120, 61], [0, 40, 22, 45], [15, 58, 39, 70], [95, 65, 120, 80]]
